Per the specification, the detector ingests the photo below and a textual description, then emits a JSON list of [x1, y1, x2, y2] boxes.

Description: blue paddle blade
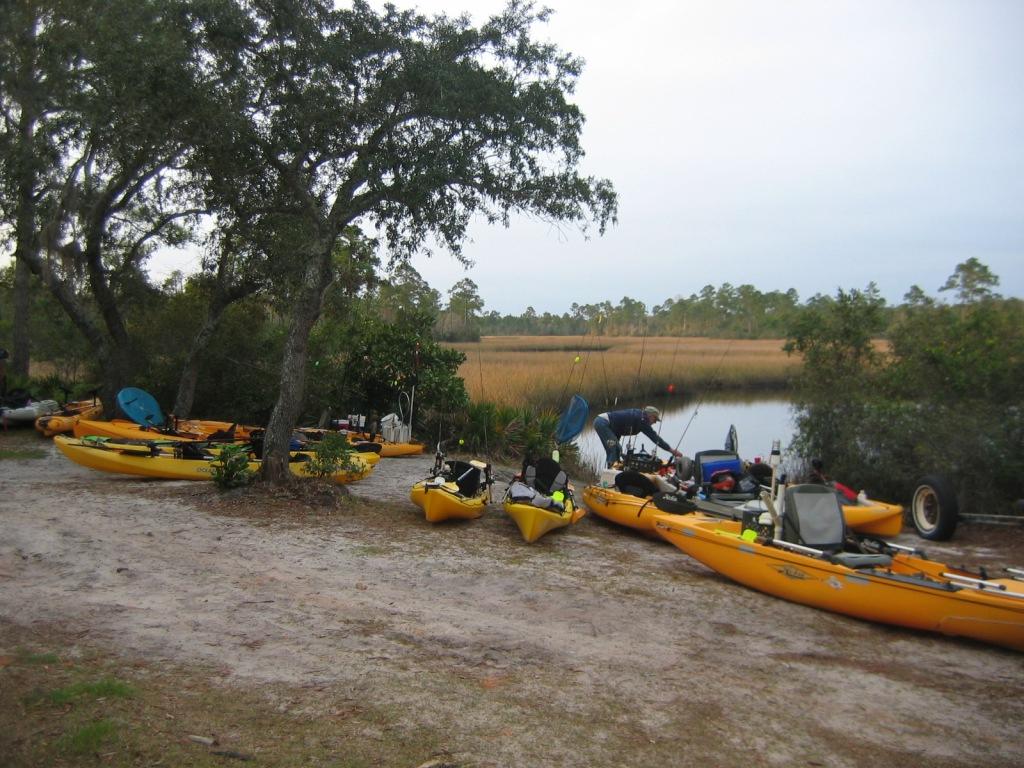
[[116, 387, 165, 427], [555, 394, 589, 444]]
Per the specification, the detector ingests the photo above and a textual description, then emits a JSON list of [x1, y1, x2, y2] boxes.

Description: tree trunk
[[172, 293, 236, 418], [260, 245, 336, 484], [10, 8, 39, 380], [18, 243, 133, 418], [98, 346, 132, 421], [12, 242, 32, 380]]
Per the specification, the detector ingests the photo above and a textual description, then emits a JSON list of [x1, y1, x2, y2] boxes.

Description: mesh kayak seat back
[[524, 457, 567, 496], [446, 460, 481, 497], [781, 484, 847, 552]]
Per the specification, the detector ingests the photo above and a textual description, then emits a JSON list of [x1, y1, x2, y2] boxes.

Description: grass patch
[[17, 650, 60, 665], [46, 677, 135, 705], [0, 624, 454, 768], [57, 718, 119, 756]]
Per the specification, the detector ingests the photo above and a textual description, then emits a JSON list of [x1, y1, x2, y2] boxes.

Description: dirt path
[[2, 433, 1024, 767]]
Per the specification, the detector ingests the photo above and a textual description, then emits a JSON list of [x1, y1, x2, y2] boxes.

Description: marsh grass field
[[446, 335, 798, 408]]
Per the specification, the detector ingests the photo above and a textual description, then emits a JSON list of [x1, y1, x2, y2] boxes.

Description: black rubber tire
[[675, 455, 694, 482], [910, 474, 959, 541]]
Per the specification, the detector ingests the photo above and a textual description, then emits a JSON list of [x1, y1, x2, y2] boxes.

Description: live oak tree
[[0, 0, 77, 379], [0, 0, 244, 413], [205, 0, 617, 483]]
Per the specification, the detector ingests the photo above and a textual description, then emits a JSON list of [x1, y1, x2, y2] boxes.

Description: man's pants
[[593, 415, 620, 468]]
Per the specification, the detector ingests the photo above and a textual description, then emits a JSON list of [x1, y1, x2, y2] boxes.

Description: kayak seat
[[206, 423, 237, 441], [614, 470, 659, 498], [177, 442, 213, 461], [781, 484, 847, 552], [830, 552, 893, 569], [524, 457, 568, 496], [447, 461, 482, 497]]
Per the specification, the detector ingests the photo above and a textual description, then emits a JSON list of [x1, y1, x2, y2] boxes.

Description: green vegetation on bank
[[786, 261, 1024, 513], [4, 259, 1023, 511], [0, 2, 1018, 506]]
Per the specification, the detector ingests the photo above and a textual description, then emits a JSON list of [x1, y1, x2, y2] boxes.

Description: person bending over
[[593, 405, 682, 468]]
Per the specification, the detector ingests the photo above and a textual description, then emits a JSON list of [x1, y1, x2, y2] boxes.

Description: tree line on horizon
[[432, 257, 1021, 341]]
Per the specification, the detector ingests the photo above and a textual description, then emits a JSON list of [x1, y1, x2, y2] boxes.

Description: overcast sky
[[152, 0, 1024, 315], [402, 0, 1024, 314]]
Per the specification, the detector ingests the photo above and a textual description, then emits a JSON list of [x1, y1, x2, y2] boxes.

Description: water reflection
[[576, 395, 795, 470]]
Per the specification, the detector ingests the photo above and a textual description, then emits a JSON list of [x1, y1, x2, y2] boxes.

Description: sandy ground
[[2, 431, 1024, 767]]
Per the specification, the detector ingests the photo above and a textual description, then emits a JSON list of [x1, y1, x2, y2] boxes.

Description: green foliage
[[211, 443, 255, 489], [303, 432, 357, 478], [434, 401, 574, 466], [0, 265, 95, 385], [885, 297, 1024, 403], [783, 285, 887, 390], [504, 409, 563, 460], [446, 401, 520, 455], [939, 257, 1001, 303], [477, 284, 808, 338], [787, 268, 1024, 512], [309, 301, 468, 430]]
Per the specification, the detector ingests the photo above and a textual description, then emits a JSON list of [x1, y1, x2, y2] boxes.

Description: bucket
[[599, 468, 619, 488]]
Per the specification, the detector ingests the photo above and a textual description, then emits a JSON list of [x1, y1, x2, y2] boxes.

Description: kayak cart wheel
[[910, 474, 959, 541]]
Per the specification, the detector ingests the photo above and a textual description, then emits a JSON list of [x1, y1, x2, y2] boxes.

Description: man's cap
[[643, 406, 661, 420]]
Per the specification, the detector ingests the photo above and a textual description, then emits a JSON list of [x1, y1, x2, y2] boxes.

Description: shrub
[[211, 443, 255, 489], [303, 432, 358, 478]]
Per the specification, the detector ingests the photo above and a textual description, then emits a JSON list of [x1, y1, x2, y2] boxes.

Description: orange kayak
[[35, 398, 104, 437], [653, 513, 1024, 652]]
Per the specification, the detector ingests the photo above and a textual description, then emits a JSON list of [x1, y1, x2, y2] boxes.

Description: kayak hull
[[582, 484, 904, 538], [73, 418, 251, 441], [410, 481, 488, 523], [54, 435, 372, 484], [581, 485, 662, 534], [2, 399, 60, 427], [350, 432, 425, 457], [503, 497, 585, 543], [34, 400, 104, 437], [653, 514, 1024, 651]]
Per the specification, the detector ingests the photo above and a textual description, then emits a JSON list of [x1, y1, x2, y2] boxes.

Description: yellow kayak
[[503, 496, 585, 543], [54, 435, 373, 483], [410, 458, 492, 523], [582, 478, 903, 538], [652, 512, 1024, 652], [581, 484, 665, 535], [501, 457, 584, 543], [349, 431, 425, 457], [34, 398, 104, 437], [77, 434, 379, 467], [73, 418, 248, 441]]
